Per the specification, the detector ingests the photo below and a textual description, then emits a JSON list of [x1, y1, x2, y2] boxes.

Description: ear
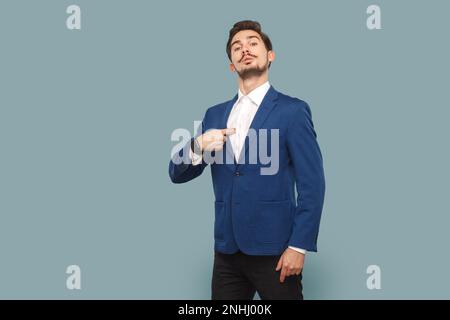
[[268, 50, 275, 63], [229, 63, 236, 72]]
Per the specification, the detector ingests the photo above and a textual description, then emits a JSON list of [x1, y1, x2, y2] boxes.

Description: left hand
[[275, 247, 305, 283]]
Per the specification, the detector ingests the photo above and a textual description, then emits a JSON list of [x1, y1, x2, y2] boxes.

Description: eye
[[250, 42, 258, 46], [233, 46, 241, 52]]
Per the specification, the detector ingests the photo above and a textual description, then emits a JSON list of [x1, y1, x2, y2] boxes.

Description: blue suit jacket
[[169, 86, 325, 255]]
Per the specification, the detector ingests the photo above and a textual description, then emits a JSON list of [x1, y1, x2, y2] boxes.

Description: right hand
[[196, 128, 236, 152]]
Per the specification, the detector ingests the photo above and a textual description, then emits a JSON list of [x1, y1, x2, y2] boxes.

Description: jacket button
[[234, 171, 241, 176]]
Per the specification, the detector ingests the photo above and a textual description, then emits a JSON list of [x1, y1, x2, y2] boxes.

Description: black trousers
[[211, 250, 303, 300]]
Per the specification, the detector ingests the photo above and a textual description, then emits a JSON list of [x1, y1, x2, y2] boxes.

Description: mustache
[[239, 53, 257, 63]]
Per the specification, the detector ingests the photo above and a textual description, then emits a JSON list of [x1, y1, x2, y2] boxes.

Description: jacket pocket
[[255, 200, 292, 244], [214, 201, 225, 241]]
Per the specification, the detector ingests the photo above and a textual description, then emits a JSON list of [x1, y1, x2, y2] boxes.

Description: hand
[[275, 247, 305, 283], [196, 128, 235, 152]]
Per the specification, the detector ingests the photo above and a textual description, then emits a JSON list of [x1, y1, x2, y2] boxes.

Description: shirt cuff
[[189, 147, 203, 166], [288, 246, 307, 255]]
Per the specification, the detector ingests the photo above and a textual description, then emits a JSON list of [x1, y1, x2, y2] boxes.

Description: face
[[229, 29, 275, 80]]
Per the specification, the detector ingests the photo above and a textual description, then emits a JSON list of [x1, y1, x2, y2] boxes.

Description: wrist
[[191, 137, 203, 156]]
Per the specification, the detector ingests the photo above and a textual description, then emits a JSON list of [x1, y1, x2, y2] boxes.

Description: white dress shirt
[[190, 81, 306, 255], [227, 82, 269, 162]]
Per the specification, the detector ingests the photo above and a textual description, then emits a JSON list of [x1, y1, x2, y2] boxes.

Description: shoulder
[[276, 90, 312, 118]]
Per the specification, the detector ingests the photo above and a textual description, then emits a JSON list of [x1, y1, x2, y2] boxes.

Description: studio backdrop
[[1, 0, 449, 299]]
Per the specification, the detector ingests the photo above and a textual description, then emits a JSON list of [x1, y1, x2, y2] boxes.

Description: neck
[[238, 72, 269, 95]]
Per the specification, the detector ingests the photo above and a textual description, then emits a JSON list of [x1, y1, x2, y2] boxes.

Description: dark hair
[[226, 20, 273, 62]]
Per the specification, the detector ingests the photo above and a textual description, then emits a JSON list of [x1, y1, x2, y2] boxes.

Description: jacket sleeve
[[286, 100, 326, 252], [168, 112, 209, 184]]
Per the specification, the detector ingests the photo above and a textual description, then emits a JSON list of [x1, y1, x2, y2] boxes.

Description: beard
[[236, 59, 269, 80]]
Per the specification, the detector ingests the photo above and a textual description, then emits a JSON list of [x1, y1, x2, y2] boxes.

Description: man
[[169, 20, 325, 300]]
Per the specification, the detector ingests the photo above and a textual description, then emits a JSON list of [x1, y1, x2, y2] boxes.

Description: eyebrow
[[230, 35, 260, 48]]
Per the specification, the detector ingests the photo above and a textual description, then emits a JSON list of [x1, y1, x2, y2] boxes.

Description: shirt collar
[[237, 81, 271, 107]]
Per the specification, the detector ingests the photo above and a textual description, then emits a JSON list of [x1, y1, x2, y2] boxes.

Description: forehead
[[231, 29, 262, 44]]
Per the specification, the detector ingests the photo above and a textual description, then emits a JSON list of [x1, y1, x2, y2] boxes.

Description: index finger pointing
[[221, 128, 236, 136]]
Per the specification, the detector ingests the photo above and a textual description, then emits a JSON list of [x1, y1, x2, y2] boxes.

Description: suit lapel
[[221, 86, 279, 170], [222, 94, 238, 169], [237, 86, 279, 166]]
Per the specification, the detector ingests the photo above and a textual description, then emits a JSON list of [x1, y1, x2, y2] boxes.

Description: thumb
[[275, 256, 283, 271], [222, 128, 236, 136]]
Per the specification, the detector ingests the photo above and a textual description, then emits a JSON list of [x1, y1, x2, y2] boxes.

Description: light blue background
[[1, 0, 449, 299]]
